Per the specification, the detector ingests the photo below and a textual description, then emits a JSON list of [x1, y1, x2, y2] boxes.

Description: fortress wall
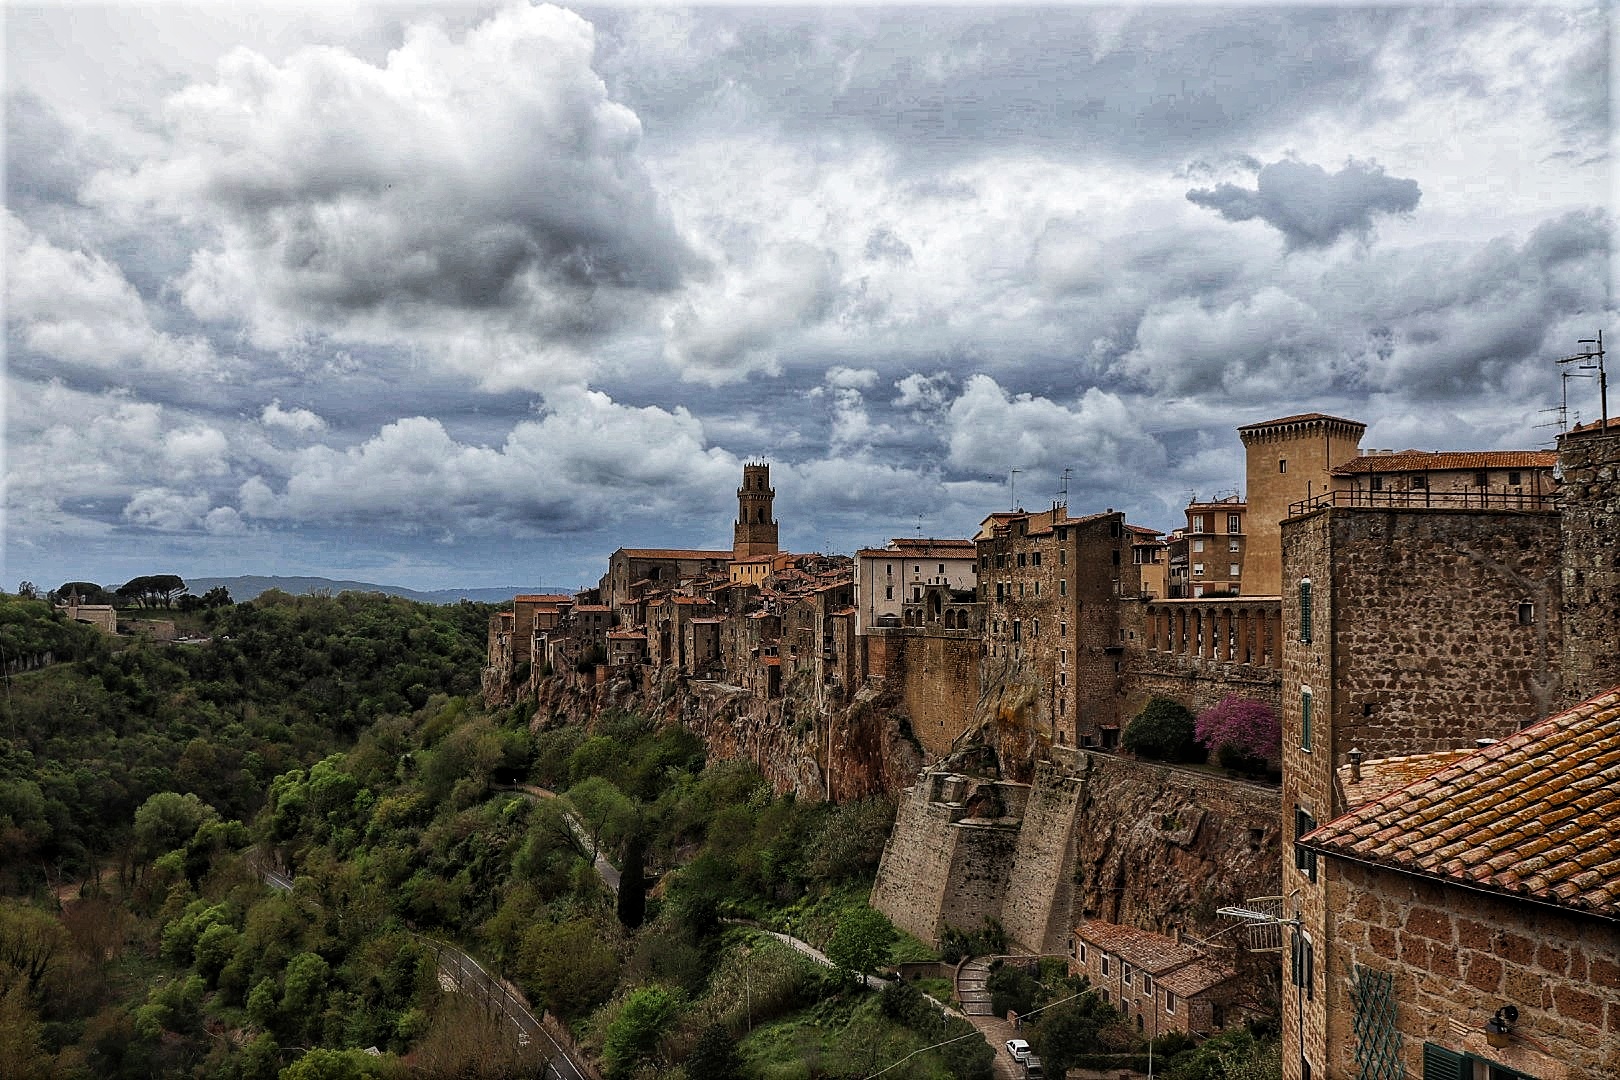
[[999, 759, 1086, 953]]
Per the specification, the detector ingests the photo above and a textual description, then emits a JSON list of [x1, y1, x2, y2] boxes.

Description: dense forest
[[0, 588, 1276, 1079]]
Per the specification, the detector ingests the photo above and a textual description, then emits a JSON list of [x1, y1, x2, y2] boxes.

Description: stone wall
[[872, 754, 1281, 953], [870, 770, 1025, 944], [1558, 424, 1620, 703], [1124, 651, 1282, 721], [886, 630, 981, 760], [999, 760, 1085, 953], [1322, 859, 1619, 1079]]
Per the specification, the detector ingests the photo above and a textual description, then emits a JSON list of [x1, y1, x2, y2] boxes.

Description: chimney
[[1348, 747, 1363, 783]]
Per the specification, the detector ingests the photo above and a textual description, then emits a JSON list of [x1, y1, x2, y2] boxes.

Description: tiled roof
[[514, 594, 573, 603], [617, 548, 731, 560], [1336, 750, 1474, 809], [1238, 412, 1366, 431], [1157, 957, 1238, 998], [1073, 922, 1207, 975], [1331, 450, 1557, 475], [1303, 686, 1620, 918]]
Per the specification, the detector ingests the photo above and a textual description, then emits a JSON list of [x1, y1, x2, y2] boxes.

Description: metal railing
[[1288, 488, 1556, 517]]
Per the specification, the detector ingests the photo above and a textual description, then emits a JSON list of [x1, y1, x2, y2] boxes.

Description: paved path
[[956, 957, 1024, 1080]]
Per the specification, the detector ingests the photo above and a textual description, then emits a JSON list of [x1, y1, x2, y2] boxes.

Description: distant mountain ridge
[[185, 576, 573, 605]]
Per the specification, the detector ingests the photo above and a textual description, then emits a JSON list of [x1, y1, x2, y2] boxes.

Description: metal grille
[[1352, 965, 1404, 1080]]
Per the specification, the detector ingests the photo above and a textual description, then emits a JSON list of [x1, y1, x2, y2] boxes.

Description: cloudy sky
[[5, 2, 1613, 593]]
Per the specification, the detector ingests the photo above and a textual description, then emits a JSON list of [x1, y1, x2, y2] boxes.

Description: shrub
[[1122, 697, 1202, 762]]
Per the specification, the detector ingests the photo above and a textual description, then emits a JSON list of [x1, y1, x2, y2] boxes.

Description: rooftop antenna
[[1057, 467, 1073, 507], [1558, 330, 1608, 433], [1009, 467, 1023, 511]]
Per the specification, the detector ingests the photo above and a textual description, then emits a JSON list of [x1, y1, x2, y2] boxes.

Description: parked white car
[[1005, 1038, 1031, 1062]]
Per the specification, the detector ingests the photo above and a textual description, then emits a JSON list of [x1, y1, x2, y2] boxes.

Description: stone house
[[1173, 496, 1247, 598], [1070, 921, 1241, 1038], [1327, 449, 1558, 505], [1297, 687, 1620, 1079], [976, 507, 1140, 749], [853, 538, 979, 634]]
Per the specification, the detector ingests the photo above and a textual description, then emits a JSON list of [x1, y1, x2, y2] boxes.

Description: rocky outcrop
[[530, 665, 924, 801]]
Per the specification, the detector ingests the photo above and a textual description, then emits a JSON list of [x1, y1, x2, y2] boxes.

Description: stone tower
[[733, 462, 779, 560], [1238, 413, 1366, 596]]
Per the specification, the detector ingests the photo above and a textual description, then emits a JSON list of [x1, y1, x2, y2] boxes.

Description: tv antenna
[[1008, 467, 1023, 511], [1557, 330, 1608, 433], [1057, 467, 1073, 506]]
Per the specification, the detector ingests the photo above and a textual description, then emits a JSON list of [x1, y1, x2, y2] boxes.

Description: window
[[1141, 974, 1153, 996], [1194, 539, 1205, 552], [1290, 928, 1315, 1000], [1033, 619, 1040, 638], [1295, 807, 1318, 881], [1191, 514, 1205, 531], [1279, 459, 1288, 474], [1474, 471, 1489, 488], [913, 588, 921, 601], [1123, 963, 1133, 987], [1518, 601, 1535, 626], [1165, 992, 1176, 1014], [914, 564, 920, 573], [1230, 563, 1241, 577], [1060, 549, 1067, 566], [1228, 513, 1242, 533], [1060, 622, 1068, 638], [1018, 553, 1027, 567], [1102, 955, 1111, 976], [1411, 475, 1427, 489], [1059, 579, 1067, 596], [1012, 620, 1021, 642], [1077, 942, 1087, 963], [886, 563, 892, 576], [996, 553, 1006, 568], [1351, 965, 1402, 1080], [1508, 471, 1521, 486], [1230, 537, 1241, 552], [885, 585, 893, 600], [1299, 578, 1313, 644], [938, 563, 945, 574], [1370, 475, 1383, 492], [1019, 583, 1026, 598], [1302, 687, 1313, 751], [1034, 582, 1040, 597], [1193, 563, 1205, 576], [1059, 649, 1066, 666], [1032, 552, 1042, 567]]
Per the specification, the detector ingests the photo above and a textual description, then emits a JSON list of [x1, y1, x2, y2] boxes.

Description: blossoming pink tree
[[1195, 695, 1281, 766]]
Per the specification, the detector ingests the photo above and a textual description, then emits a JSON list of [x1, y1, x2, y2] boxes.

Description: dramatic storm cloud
[[1187, 158, 1422, 249], [5, 3, 1613, 591]]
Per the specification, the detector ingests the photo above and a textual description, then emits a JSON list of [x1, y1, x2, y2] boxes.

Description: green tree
[[685, 1023, 744, 1080], [278, 1047, 383, 1080], [518, 919, 619, 1018], [824, 906, 896, 983], [603, 985, 683, 1077], [134, 791, 218, 861], [1122, 697, 1203, 763], [566, 775, 634, 861]]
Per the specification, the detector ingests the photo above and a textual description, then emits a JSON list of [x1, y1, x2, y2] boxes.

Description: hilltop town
[[488, 414, 1620, 1077]]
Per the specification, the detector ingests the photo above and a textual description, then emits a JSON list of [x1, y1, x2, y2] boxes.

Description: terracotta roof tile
[[1304, 687, 1620, 919], [1331, 450, 1556, 475], [1072, 922, 1220, 978], [617, 547, 732, 561]]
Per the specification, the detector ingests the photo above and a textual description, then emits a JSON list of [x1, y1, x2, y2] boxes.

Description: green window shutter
[[1300, 579, 1313, 644], [1422, 1043, 1467, 1080], [1302, 690, 1314, 751]]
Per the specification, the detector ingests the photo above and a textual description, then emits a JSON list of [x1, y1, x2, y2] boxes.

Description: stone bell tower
[[733, 462, 780, 560]]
